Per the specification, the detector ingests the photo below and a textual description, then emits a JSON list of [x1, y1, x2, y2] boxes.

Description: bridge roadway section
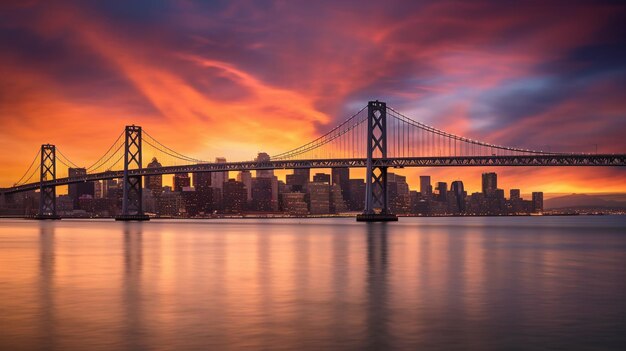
[[3, 154, 626, 194]]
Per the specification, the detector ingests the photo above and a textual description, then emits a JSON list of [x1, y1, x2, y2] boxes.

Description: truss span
[[3, 154, 625, 195]]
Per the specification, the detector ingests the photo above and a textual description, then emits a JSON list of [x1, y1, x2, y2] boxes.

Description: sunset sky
[[1, 0, 625, 194]]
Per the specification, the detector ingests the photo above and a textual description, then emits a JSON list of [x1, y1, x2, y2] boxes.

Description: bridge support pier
[[35, 144, 61, 220], [357, 101, 398, 222], [116, 125, 149, 221]]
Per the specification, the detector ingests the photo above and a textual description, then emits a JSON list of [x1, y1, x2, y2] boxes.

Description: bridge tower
[[357, 101, 398, 222], [35, 144, 60, 219], [116, 125, 149, 221]]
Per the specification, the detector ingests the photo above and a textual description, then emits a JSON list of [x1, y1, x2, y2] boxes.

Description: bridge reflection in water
[[0, 218, 624, 349]]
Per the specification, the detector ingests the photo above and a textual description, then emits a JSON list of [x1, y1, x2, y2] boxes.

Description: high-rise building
[[157, 187, 183, 217], [482, 172, 498, 196], [287, 169, 309, 192], [388, 173, 410, 214], [196, 187, 221, 214], [420, 176, 432, 198], [254, 153, 278, 210], [223, 179, 247, 213], [193, 171, 211, 190], [308, 182, 330, 214], [436, 182, 448, 202], [510, 189, 521, 200], [181, 186, 199, 217], [255, 153, 274, 178], [330, 184, 348, 213], [211, 157, 228, 190], [348, 179, 366, 211], [450, 181, 466, 213], [532, 192, 543, 213], [173, 173, 191, 192], [331, 167, 350, 203], [145, 158, 163, 193], [68, 167, 94, 209], [251, 177, 273, 212], [236, 171, 253, 202], [281, 192, 308, 216]]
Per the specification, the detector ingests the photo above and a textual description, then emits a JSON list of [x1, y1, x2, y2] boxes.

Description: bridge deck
[[3, 154, 626, 194]]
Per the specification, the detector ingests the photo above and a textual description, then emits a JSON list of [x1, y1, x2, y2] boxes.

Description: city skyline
[[5, 157, 549, 217], [1, 1, 626, 194]]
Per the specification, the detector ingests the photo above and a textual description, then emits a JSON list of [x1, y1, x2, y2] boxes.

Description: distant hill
[[545, 193, 626, 210]]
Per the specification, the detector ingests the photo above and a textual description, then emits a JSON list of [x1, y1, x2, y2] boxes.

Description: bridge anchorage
[[34, 144, 60, 220], [116, 125, 149, 221], [357, 101, 398, 222]]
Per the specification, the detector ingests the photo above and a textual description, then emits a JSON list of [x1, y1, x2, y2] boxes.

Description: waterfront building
[[308, 182, 330, 214], [532, 192, 544, 213], [251, 177, 273, 212], [282, 192, 309, 216], [330, 184, 348, 213], [223, 179, 247, 214], [348, 179, 366, 211]]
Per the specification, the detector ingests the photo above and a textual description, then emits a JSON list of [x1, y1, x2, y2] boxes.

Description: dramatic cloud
[[0, 0, 624, 192]]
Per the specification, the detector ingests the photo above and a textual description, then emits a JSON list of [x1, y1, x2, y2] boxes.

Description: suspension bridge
[[1, 100, 625, 221]]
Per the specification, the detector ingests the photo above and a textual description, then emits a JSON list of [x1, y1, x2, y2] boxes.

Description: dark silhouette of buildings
[[17, 152, 550, 218], [173, 173, 190, 192], [68, 167, 94, 209], [223, 179, 247, 213]]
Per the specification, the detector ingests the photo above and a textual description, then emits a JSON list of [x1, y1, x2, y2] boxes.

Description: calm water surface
[[0, 216, 625, 350]]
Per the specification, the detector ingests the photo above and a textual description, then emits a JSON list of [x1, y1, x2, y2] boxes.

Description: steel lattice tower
[[36, 144, 60, 219], [357, 101, 398, 221], [117, 125, 149, 221]]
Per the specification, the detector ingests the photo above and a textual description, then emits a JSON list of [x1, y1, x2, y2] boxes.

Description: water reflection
[[365, 223, 389, 350], [39, 222, 55, 350], [0, 217, 622, 350], [122, 223, 144, 351]]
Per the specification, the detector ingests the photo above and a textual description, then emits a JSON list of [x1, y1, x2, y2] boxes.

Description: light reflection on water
[[0, 217, 625, 350]]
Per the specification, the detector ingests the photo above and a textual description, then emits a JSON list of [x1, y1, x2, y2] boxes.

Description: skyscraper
[[255, 153, 278, 210], [236, 171, 252, 202], [255, 153, 273, 178], [68, 167, 94, 209], [211, 157, 228, 190], [482, 172, 497, 195], [223, 179, 247, 213], [436, 182, 448, 202], [348, 179, 365, 211], [193, 171, 211, 190], [510, 189, 521, 200], [145, 157, 163, 193], [450, 181, 466, 213], [532, 192, 543, 213], [332, 167, 350, 203], [251, 177, 273, 212], [308, 182, 330, 214], [173, 173, 191, 192], [420, 176, 432, 198]]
